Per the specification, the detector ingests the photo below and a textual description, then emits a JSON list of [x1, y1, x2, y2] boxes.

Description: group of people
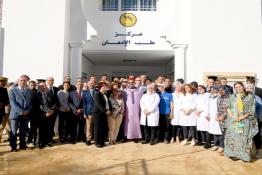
[[0, 74, 261, 163]]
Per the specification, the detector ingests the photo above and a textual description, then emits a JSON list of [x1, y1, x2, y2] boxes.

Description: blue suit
[[83, 89, 95, 116], [9, 86, 32, 150], [69, 90, 85, 141]]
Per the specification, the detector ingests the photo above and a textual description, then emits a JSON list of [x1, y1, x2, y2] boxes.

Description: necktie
[[78, 91, 82, 100], [21, 88, 26, 98], [43, 92, 47, 104], [49, 87, 54, 95]]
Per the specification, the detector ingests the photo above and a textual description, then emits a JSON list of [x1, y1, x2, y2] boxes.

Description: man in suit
[[246, 78, 262, 100], [69, 81, 85, 143], [83, 81, 95, 145], [46, 76, 59, 142], [36, 82, 57, 148], [0, 77, 9, 126], [9, 75, 32, 151], [219, 77, 234, 94], [0, 77, 10, 142]]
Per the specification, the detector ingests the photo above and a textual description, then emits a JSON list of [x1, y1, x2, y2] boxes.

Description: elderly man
[[9, 75, 32, 151]]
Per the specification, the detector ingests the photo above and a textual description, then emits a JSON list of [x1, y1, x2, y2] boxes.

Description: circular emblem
[[120, 13, 137, 27]]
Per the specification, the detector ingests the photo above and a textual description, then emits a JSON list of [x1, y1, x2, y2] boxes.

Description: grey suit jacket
[[9, 86, 32, 120]]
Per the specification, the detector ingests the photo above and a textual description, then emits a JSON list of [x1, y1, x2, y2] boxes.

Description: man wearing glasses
[[123, 77, 143, 142]]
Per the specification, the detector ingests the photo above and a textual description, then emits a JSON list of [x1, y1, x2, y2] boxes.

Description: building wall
[[82, 0, 181, 51], [189, 0, 262, 86], [2, 0, 67, 85]]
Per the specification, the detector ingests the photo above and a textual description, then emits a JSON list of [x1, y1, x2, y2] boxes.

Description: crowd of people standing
[[0, 74, 261, 163]]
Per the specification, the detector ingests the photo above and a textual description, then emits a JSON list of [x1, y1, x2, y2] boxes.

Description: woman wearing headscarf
[[224, 82, 258, 162], [245, 83, 262, 158], [216, 85, 231, 154]]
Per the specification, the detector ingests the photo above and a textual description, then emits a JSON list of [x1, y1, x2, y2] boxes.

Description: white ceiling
[[82, 50, 174, 66]]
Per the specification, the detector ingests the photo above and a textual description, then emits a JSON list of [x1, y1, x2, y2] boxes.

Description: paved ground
[[0, 137, 262, 175]]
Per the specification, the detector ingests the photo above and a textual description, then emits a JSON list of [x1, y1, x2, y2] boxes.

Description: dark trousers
[[158, 114, 172, 141], [40, 114, 55, 145], [199, 131, 210, 144], [182, 126, 196, 140], [51, 112, 58, 137], [143, 118, 157, 142], [58, 111, 71, 140], [213, 134, 224, 147], [172, 125, 182, 140], [28, 115, 41, 146], [93, 112, 107, 146], [70, 114, 86, 142], [77, 116, 86, 141], [10, 116, 28, 150], [253, 121, 262, 149]]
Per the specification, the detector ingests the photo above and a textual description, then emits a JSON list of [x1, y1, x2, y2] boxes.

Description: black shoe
[[142, 140, 149, 144], [60, 139, 65, 143], [11, 148, 17, 152], [46, 143, 53, 147], [70, 140, 76, 144], [20, 146, 28, 150], [51, 140, 57, 144], [86, 140, 92, 146], [133, 139, 139, 143], [196, 142, 203, 146], [150, 141, 156, 145], [204, 144, 211, 149], [229, 157, 240, 161]]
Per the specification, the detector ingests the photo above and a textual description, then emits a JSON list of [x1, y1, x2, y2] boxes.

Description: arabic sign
[[101, 31, 156, 47], [120, 13, 137, 27]]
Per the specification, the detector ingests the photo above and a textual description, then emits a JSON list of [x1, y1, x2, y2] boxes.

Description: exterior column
[[173, 44, 188, 82], [69, 42, 83, 84]]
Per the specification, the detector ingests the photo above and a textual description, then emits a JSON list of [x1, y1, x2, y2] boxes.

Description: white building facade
[[1, 0, 262, 86]]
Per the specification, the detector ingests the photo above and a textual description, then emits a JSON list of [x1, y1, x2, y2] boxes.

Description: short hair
[[28, 80, 36, 84], [97, 81, 108, 89], [246, 77, 256, 84], [176, 78, 184, 84], [110, 82, 119, 90], [198, 85, 206, 92], [63, 81, 71, 86]]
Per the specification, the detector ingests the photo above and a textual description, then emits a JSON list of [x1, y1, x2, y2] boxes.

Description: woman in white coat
[[140, 84, 160, 145], [195, 85, 210, 148], [171, 84, 184, 143], [208, 86, 223, 152], [180, 84, 198, 146]]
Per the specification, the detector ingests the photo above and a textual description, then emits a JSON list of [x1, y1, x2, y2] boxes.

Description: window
[[140, 0, 156, 11], [121, 0, 138, 11], [102, 0, 118, 11]]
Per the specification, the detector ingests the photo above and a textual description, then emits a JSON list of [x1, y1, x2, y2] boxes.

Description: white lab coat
[[171, 92, 183, 126], [196, 93, 209, 131], [179, 93, 197, 126], [208, 95, 222, 135], [140, 92, 160, 126]]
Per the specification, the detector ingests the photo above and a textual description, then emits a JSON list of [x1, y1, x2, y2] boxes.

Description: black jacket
[[0, 87, 9, 117], [92, 91, 112, 114], [255, 86, 262, 100]]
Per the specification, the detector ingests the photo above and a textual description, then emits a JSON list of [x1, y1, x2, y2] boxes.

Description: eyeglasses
[[128, 82, 134, 84]]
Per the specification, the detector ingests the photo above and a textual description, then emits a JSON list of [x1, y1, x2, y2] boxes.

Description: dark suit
[[47, 86, 59, 138], [0, 87, 9, 124], [9, 86, 32, 150], [225, 85, 234, 94], [36, 90, 57, 146], [92, 91, 111, 147], [255, 86, 262, 100], [69, 90, 85, 142]]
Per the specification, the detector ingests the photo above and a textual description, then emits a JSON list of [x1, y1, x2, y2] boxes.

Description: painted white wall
[[82, 0, 188, 50], [2, 0, 66, 85], [82, 56, 94, 79], [189, 0, 262, 86]]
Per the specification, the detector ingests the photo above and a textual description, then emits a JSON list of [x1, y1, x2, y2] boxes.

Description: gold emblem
[[120, 13, 137, 27]]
